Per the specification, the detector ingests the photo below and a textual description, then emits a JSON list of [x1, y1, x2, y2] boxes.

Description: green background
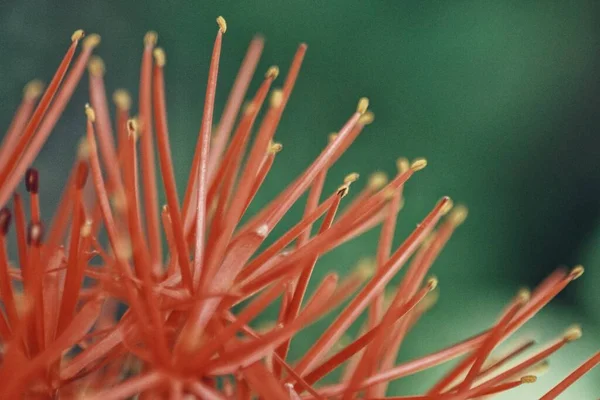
[[0, 0, 598, 397]]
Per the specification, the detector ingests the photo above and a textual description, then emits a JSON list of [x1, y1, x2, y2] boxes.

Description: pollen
[[84, 103, 96, 122], [153, 47, 166, 67], [357, 97, 369, 114], [265, 66, 279, 80], [82, 33, 101, 49], [217, 16, 227, 33], [71, 29, 85, 42], [410, 157, 427, 171]]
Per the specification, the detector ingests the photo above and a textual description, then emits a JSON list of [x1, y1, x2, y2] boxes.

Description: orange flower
[[0, 17, 596, 399]]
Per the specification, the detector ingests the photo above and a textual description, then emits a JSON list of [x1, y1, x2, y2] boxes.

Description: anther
[[77, 137, 91, 160], [83, 34, 101, 50], [521, 375, 537, 384], [216, 16, 227, 33], [113, 89, 132, 110], [71, 29, 85, 42], [410, 158, 427, 171], [80, 220, 92, 237], [23, 80, 44, 99], [563, 325, 582, 342], [357, 97, 369, 114], [127, 118, 141, 141], [266, 66, 279, 80], [358, 111, 375, 125], [355, 258, 375, 280], [85, 103, 96, 122], [396, 157, 410, 174], [569, 265, 584, 280], [440, 197, 454, 215], [25, 168, 39, 194], [268, 141, 283, 154], [0, 208, 11, 235], [27, 221, 44, 246], [144, 31, 158, 47], [448, 205, 468, 226], [88, 56, 105, 77], [153, 48, 166, 67], [516, 287, 531, 303], [368, 172, 388, 190], [427, 276, 438, 290], [344, 172, 360, 184], [270, 89, 283, 109]]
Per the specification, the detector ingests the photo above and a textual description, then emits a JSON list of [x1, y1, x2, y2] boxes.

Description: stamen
[[276, 186, 343, 367], [151, 47, 193, 293], [540, 351, 600, 400], [88, 53, 124, 206], [236, 191, 339, 285], [0, 208, 19, 328], [0, 32, 99, 210], [138, 30, 163, 275], [0, 80, 44, 167], [366, 168, 402, 390], [191, 17, 225, 291], [0, 31, 85, 206], [207, 36, 264, 183], [299, 278, 436, 390], [464, 327, 582, 398], [177, 45, 310, 355], [198, 65, 278, 265], [291, 198, 451, 376], [84, 104, 150, 336]]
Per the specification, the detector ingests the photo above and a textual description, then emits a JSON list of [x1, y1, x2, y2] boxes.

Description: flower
[[0, 16, 597, 399]]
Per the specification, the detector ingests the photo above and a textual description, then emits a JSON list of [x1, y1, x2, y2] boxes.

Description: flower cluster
[[0, 16, 597, 399]]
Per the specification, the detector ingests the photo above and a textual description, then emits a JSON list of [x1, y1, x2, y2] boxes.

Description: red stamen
[[0, 80, 43, 166], [455, 289, 529, 392], [192, 18, 225, 289], [0, 34, 100, 209], [207, 36, 264, 181], [84, 105, 150, 333], [88, 56, 124, 199], [13, 194, 29, 269], [138, 31, 163, 272], [540, 350, 600, 400], [299, 278, 435, 390], [201, 68, 278, 250], [277, 174, 346, 364], [0, 208, 19, 328], [55, 163, 88, 336], [458, 327, 581, 400], [151, 48, 193, 293], [0, 31, 83, 193]]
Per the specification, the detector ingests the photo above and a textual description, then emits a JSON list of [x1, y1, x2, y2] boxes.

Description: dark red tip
[[76, 161, 89, 189], [25, 168, 39, 193], [0, 208, 11, 235], [27, 221, 44, 246]]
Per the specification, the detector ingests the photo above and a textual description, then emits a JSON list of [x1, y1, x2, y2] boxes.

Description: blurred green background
[[1, 0, 599, 397]]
